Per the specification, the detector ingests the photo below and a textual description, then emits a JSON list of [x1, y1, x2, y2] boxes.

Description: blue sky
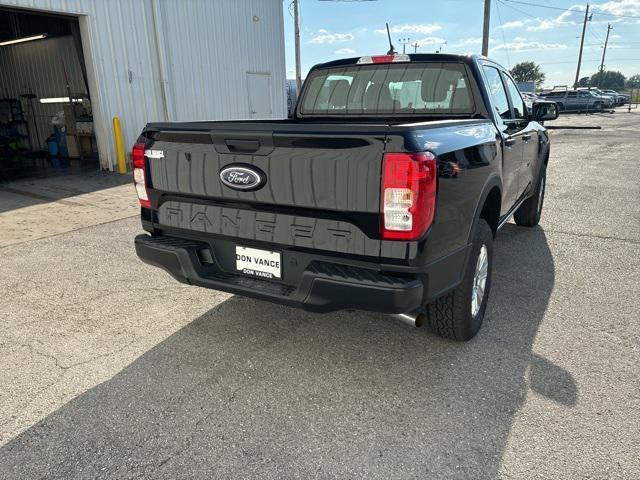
[[283, 0, 640, 87]]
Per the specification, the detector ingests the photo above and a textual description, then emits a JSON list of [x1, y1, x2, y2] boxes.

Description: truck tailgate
[[144, 121, 389, 258]]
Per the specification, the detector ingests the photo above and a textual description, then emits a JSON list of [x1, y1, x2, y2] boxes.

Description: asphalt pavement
[[0, 110, 638, 479]]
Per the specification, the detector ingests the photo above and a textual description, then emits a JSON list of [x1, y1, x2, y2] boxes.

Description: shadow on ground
[[0, 225, 575, 479], [0, 155, 99, 183]]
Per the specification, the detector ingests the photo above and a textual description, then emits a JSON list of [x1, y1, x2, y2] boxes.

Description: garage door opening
[[0, 7, 99, 181]]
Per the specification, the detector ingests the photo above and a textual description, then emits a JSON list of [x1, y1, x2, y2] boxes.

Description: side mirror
[[532, 101, 559, 122]]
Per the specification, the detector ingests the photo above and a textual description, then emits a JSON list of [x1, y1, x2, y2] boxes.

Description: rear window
[[299, 62, 475, 116]]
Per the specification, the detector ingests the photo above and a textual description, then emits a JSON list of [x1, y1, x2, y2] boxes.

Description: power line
[[496, 0, 539, 20], [587, 27, 603, 44], [501, 0, 640, 19], [536, 58, 640, 65], [585, 42, 640, 45]]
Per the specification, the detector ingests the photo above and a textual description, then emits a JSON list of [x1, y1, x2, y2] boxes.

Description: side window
[[483, 66, 510, 120], [567, 91, 578, 98], [502, 74, 526, 120]]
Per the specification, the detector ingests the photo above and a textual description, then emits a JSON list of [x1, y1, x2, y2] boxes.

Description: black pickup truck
[[133, 53, 558, 341]]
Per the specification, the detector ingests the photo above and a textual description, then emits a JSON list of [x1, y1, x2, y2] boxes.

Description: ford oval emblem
[[219, 164, 266, 191]]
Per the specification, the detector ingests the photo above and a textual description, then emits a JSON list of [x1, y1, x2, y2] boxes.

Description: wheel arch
[[468, 175, 502, 243], [534, 143, 550, 186]]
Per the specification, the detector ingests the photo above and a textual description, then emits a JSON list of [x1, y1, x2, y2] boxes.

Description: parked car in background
[[601, 89, 630, 106], [591, 90, 616, 108], [520, 92, 543, 111], [539, 89, 611, 112], [133, 53, 558, 342], [576, 88, 617, 108]]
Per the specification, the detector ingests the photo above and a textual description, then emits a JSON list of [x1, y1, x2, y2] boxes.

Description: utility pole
[[574, 3, 591, 88], [293, 0, 302, 93], [412, 41, 420, 53], [399, 37, 411, 54], [436, 41, 447, 54], [598, 23, 613, 88], [482, 0, 491, 56]]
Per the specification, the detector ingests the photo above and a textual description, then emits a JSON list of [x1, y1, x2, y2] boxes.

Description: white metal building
[[0, 0, 287, 172]]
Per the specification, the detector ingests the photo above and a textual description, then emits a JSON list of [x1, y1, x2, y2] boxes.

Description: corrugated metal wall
[[0, 35, 87, 150], [0, 0, 287, 170], [159, 0, 287, 121]]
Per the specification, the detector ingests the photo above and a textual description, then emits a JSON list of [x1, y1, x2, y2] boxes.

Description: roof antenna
[[385, 23, 396, 55]]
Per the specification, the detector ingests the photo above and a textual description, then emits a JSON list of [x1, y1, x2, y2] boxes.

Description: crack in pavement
[[542, 228, 640, 245], [4, 339, 139, 372]]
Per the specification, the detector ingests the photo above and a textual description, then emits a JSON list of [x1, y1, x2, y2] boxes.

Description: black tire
[[514, 165, 546, 227], [426, 219, 494, 342]]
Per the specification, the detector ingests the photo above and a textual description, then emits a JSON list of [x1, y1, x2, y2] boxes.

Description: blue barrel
[[47, 138, 59, 156]]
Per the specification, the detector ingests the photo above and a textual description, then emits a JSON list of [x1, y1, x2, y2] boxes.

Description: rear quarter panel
[[384, 120, 501, 265]]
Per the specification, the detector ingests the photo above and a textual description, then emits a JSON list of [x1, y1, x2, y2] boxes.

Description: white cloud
[[415, 36, 446, 46], [512, 6, 585, 31], [309, 30, 354, 44], [553, 9, 579, 25], [527, 19, 558, 31], [513, 36, 528, 42], [376, 23, 442, 35], [448, 37, 496, 51], [334, 48, 356, 55], [594, 0, 640, 17], [491, 41, 568, 52], [501, 20, 525, 29], [495, 1, 637, 37]]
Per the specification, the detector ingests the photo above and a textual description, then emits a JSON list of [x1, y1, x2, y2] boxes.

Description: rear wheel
[[426, 219, 494, 341], [514, 166, 546, 227]]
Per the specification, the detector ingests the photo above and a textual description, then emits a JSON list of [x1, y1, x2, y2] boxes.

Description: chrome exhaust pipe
[[391, 311, 426, 328]]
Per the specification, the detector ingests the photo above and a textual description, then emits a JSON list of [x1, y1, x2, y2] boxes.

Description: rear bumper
[[135, 234, 425, 314]]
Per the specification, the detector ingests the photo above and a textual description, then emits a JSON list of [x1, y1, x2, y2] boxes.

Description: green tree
[[589, 70, 626, 90], [626, 74, 640, 89], [509, 61, 546, 85], [577, 76, 591, 87]]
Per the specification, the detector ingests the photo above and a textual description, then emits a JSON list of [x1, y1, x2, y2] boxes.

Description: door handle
[[522, 134, 532, 142], [211, 131, 275, 156], [225, 139, 261, 153], [505, 137, 516, 147]]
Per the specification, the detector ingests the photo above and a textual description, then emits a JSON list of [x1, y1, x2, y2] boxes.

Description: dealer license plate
[[235, 246, 281, 279]]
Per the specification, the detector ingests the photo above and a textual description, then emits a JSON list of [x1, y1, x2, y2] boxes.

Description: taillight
[[381, 152, 437, 240], [132, 141, 151, 208]]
